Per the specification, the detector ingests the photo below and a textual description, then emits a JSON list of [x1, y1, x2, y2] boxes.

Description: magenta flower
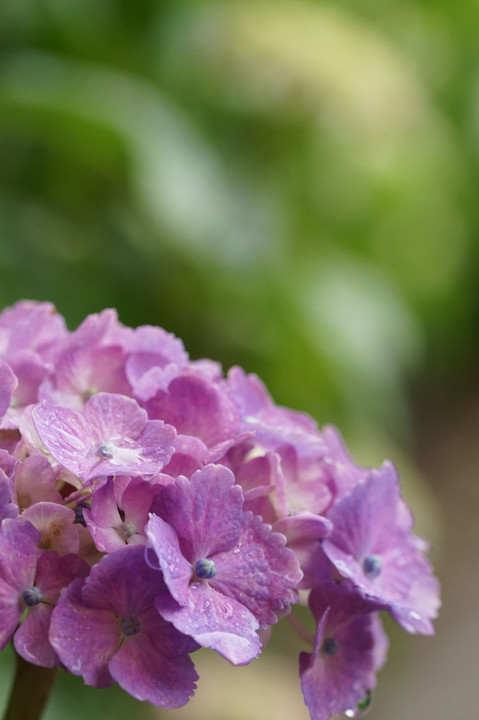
[[124, 324, 189, 402], [32, 392, 176, 483], [49, 545, 198, 707], [0, 472, 18, 522], [322, 462, 440, 634], [225, 367, 334, 516], [232, 451, 287, 523], [0, 301, 68, 429], [300, 581, 388, 720], [63, 308, 132, 349], [0, 518, 88, 666], [84, 476, 165, 553], [39, 345, 131, 410], [273, 512, 333, 589], [147, 372, 241, 451], [146, 464, 302, 664], [22, 502, 79, 556], [10, 455, 62, 510], [0, 300, 67, 364]]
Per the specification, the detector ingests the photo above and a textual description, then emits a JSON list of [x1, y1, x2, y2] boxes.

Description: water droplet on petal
[[345, 690, 373, 717]]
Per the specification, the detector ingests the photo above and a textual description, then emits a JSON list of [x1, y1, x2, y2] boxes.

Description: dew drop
[[222, 603, 233, 619], [345, 690, 373, 717]]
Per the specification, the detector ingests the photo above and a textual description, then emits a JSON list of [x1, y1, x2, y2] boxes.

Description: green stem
[[3, 650, 57, 720], [286, 611, 315, 645]]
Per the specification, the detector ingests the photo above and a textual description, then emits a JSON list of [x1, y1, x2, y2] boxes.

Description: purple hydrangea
[[300, 581, 388, 720], [146, 464, 302, 664], [32, 392, 176, 484], [0, 300, 440, 719], [49, 545, 198, 707], [321, 462, 440, 634], [0, 518, 89, 667]]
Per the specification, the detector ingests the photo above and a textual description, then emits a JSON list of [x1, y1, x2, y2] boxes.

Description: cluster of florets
[[0, 300, 440, 719]]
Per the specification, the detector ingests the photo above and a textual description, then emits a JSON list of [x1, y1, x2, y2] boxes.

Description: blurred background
[[0, 0, 477, 718]]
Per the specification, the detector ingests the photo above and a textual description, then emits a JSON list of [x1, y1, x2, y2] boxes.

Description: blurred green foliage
[[0, 1, 476, 717], [1, 0, 477, 428]]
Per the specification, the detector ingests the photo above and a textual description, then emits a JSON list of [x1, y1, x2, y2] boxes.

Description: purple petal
[[0, 472, 18, 522], [320, 424, 370, 500], [49, 578, 117, 688], [323, 468, 440, 633], [138, 602, 199, 658], [40, 346, 130, 409], [33, 394, 176, 482], [300, 582, 382, 720], [274, 512, 332, 545], [0, 576, 23, 650], [0, 518, 40, 591], [274, 512, 333, 588], [14, 603, 57, 667], [235, 452, 287, 522], [68, 308, 127, 348], [212, 512, 303, 627], [81, 545, 168, 617], [327, 464, 400, 557], [127, 325, 188, 371], [83, 393, 149, 443], [35, 551, 89, 603], [148, 374, 239, 447], [109, 632, 197, 708], [146, 513, 193, 606], [22, 503, 79, 556], [13, 455, 61, 509], [0, 360, 17, 423], [0, 301, 67, 359], [155, 582, 261, 665], [32, 401, 92, 476], [152, 464, 243, 560], [160, 434, 209, 477]]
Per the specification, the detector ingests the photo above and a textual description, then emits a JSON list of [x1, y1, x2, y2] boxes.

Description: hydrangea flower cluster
[[0, 300, 440, 719]]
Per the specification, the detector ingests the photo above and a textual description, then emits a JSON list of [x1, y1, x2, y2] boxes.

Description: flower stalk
[[3, 649, 57, 720]]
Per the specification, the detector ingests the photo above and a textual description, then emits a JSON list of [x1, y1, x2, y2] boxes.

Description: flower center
[[121, 616, 141, 636], [120, 520, 136, 540], [96, 443, 115, 459], [322, 637, 339, 656], [22, 587, 43, 607], [362, 554, 382, 579], [195, 558, 217, 580]]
